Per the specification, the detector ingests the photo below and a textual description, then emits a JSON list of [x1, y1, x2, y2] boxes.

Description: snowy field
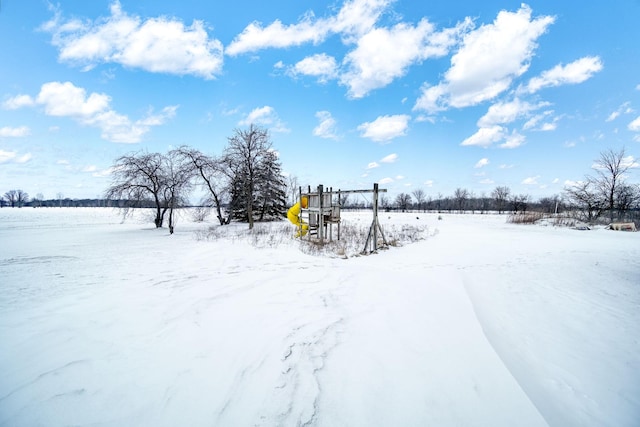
[[0, 207, 638, 427]]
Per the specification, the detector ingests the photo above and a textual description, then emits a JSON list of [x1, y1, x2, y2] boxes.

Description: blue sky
[[1, 0, 639, 201]]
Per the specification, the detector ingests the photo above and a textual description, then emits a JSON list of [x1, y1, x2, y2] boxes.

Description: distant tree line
[[332, 148, 639, 225], [334, 187, 554, 215], [4, 145, 637, 227]]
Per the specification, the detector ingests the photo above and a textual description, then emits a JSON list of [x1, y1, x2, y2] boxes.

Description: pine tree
[[223, 125, 287, 227], [255, 150, 287, 221]]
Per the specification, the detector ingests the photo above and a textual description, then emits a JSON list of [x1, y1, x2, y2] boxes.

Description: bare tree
[[163, 150, 195, 234], [4, 190, 17, 207], [395, 193, 412, 212], [593, 148, 633, 221], [380, 194, 390, 210], [479, 192, 490, 214], [538, 195, 561, 214], [336, 193, 350, 207], [15, 190, 29, 207], [491, 186, 510, 214], [412, 189, 426, 212], [223, 124, 273, 229], [176, 146, 229, 225], [287, 174, 299, 206], [453, 188, 469, 213], [436, 192, 443, 213], [105, 151, 167, 227], [509, 193, 530, 214], [564, 178, 605, 222], [2, 190, 29, 208], [614, 183, 640, 218], [34, 193, 44, 208], [564, 147, 638, 223]]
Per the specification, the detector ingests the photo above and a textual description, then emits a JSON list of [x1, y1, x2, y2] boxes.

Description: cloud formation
[[291, 54, 338, 83], [380, 153, 398, 163], [239, 106, 289, 132], [414, 5, 554, 113], [313, 111, 339, 139], [42, 1, 224, 79], [4, 81, 177, 143], [523, 56, 603, 94], [0, 149, 31, 164], [358, 114, 410, 142], [475, 158, 489, 168], [227, 0, 469, 98], [0, 126, 30, 137]]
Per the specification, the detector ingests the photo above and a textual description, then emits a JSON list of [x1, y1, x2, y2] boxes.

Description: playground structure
[[287, 183, 388, 253]]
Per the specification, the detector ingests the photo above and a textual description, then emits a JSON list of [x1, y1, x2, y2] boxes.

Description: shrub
[[507, 211, 543, 224]]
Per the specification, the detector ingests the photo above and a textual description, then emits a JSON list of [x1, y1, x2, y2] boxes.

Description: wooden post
[[372, 183, 379, 251], [363, 183, 388, 254], [318, 184, 324, 241]]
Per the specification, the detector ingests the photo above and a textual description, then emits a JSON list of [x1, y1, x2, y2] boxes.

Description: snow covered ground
[[0, 207, 638, 427]]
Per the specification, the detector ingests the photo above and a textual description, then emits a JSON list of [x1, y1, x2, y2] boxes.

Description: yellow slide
[[287, 196, 309, 237]]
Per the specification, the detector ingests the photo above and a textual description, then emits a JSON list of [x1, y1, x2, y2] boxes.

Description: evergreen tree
[[223, 125, 286, 227], [255, 150, 287, 221]]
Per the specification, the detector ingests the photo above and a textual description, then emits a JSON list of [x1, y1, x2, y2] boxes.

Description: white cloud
[[522, 175, 540, 185], [239, 106, 289, 132], [621, 155, 639, 169], [539, 121, 557, 131], [461, 125, 504, 147], [424, 180, 434, 187], [380, 153, 398, 163], [291, 54, 338, 83], [82, 165, 98, 172], [0, 149, 16, 163], [523, 56, 603, 94], [477, 98, 548, 127], [358, 114, 410, 142], [16, 153, 32, 163], [628, 116, 640, 132], [37, 81, 111, 117], [378, 177, 394, 184], [341, 18, 471, 98], [606, 111, 620, 122], [226, 0, 390, 55], [367, 162, 379, 169], [226, 15, 331, 56], [2, 94, 35, 110], [415, 5, 554, 113], [0, 149, 31, 164], [605, 102, 633, 122], [500, 130, 525, 149], [42, 1, 223, 79], [313, 111, 338, 139], [479, 178, 495, 185], [228, 0, 470, 98], [92, 167, 115, 178], [564, 179, 583, 187], [474, 158, 489, 168], [9, 81, 176, 143], [523, 110, 555, 130], [0, 126, 30, 137]]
